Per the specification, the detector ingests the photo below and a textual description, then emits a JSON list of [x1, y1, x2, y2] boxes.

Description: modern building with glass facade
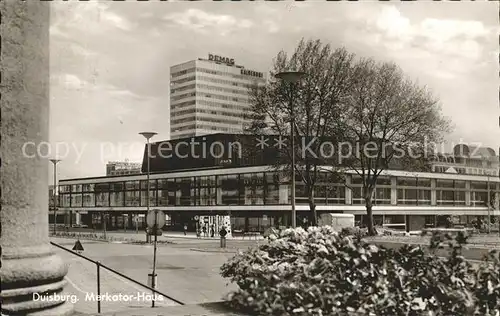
[[57, 134, 500, 234], [170, 54, 266, 140]]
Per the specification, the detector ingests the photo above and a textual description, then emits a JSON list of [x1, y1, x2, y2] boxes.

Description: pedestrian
[[183, 224, 187, 236], [202, 226, 207, 238], [210, 225, 215, 238]]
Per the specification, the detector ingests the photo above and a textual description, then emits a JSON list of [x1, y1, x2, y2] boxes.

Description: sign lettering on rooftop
[[208, 54, 235, 66], [241, 68, 263, 78]]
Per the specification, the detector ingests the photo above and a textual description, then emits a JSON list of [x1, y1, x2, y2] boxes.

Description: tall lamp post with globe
[[274, 71, 307, 228]]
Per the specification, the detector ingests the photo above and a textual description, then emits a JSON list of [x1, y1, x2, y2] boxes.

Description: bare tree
[[331, 58, 452, 235], [244, 38, 355, 226]]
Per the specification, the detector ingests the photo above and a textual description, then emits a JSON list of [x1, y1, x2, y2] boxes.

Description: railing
[[50, 241, 184, 314]]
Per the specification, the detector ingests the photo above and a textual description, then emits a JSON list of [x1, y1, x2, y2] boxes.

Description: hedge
[[220, 226, 500, 316]]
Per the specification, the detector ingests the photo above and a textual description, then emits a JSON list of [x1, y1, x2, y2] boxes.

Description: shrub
[[220, 226, 500, 316]]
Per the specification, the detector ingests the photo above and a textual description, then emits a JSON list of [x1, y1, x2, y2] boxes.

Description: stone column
[[0, 1, 73, 315]]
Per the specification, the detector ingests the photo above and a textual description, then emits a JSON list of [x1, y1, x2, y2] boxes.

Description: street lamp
[[275, 71, 306, 228], [49, 159, 61, 235], [139, 131, 157, 307], [139, 132, 157, 238]]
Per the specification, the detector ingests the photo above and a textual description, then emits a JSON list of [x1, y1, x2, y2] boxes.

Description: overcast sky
[[49, 1, 499, 181]]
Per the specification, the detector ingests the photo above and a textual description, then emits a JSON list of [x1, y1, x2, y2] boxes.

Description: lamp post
[[487, 175, 491, 234], [140, 132, 157, 239], [49, 159, 61, 235], [139, 131, 157, 307], [275, 71, 306, 228]]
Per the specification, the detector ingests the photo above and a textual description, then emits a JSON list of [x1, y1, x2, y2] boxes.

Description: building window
[[220, 174, 241, 205], [71, 194, 82, 207], [196, 176, 217, 206], [326, 185, 345, 204], [243, 173, 264, 205], [374, 188, 391, 205], [96, 192, 109, 207], [352, 187, 364, 205], [125, 191, 140, 207], [397, 188, 417, 205], [265, 173, 281, 205], [176, 177, 195, 206], [140, 180, 157, 207], [436, 190, 455, 206], [83, 193, 95, 207], [110, 191, 124, 207]]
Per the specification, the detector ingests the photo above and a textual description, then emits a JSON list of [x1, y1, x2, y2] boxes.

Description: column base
[[0, 245, 74, 315]]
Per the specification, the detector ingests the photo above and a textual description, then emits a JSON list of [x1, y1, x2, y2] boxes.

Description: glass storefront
[[58, 172, 499, 211]]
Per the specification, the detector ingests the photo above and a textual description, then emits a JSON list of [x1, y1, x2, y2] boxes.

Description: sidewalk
[[162, 231, 264, 241], [98, 301, 248, 316]]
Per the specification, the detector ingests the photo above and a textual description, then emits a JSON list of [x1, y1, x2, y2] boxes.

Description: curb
[[189, 248, 239, 253]]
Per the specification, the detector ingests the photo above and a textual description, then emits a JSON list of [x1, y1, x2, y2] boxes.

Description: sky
[[49, 1, 499, 181]]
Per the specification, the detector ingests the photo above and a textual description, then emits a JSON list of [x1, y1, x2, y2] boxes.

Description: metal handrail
[[50, 241, 184, 313]]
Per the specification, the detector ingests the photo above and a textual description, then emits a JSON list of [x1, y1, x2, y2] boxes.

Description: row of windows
[[433, 165, 498, 177], [171, 100, 196, 110], [195, 84, 250, 96], [196, 67, 265, 81], [59, 186, 494, 208], [171, 76, 195, 85], [171, 124, 196, 132], [170, 72, 263, 90], [171, 83, 251, 97], [59, 173, 499, 208], [200, 93, 249, 103], [198, 100, 249, 111], [196, 116, 243, 126], [171, 114, 243, 126], [170, 84, 196, 94], [171, 116, 196, 125], [195, 125, 242, 133], [171, 92, 249, 103], [171, 92, 196, 101], [171, 107, 245, 119], [62, 174, 499, 193], [197, 76, 257, 89], [171, 67, 196, 78]]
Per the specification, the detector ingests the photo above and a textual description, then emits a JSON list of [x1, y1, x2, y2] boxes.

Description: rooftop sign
[[208, 54, 235, 66], [241, 69, 263, 78]]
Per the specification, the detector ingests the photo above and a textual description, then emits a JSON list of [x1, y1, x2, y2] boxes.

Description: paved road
[[51, 238, 239, 315]]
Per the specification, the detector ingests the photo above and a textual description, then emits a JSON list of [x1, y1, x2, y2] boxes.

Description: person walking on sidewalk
[[210, 225, 215, 238], [183, 224, 187, 236]]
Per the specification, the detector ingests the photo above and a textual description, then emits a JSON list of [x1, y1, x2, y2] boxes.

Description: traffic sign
[[72, 240, 84, 253], [194, 215, 199, 220], [204, 217, 209, 223], [146, 210, 165, 228]]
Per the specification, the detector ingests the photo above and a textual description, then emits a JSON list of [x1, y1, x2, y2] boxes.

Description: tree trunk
[[364, 187, 376, 236], [365, 200, 375, 236], [308, 200, 318, 226]]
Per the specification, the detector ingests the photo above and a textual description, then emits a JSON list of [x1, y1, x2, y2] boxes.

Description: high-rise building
[[169, 53, 266, 140]]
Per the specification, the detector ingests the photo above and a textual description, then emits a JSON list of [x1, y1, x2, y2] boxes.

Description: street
[[51, 237, 242, 315]]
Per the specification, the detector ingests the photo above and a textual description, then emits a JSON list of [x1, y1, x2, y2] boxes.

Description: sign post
[[146, 209, 164, 308]]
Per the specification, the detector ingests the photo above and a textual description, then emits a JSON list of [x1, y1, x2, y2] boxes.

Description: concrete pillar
[[0, 2, 73, 314], [345, 175, 352, 205], [390, 177, 397, 205], [431, 179, 437, 206], [465, 180, 471, 206]]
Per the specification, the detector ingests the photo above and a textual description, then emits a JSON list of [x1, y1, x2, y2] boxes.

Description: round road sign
[[146, 210, 165, 228], [194, 215, 199, 220]]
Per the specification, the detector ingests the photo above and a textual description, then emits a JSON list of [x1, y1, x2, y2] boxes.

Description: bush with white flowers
[[220, 226, 500, 316]]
